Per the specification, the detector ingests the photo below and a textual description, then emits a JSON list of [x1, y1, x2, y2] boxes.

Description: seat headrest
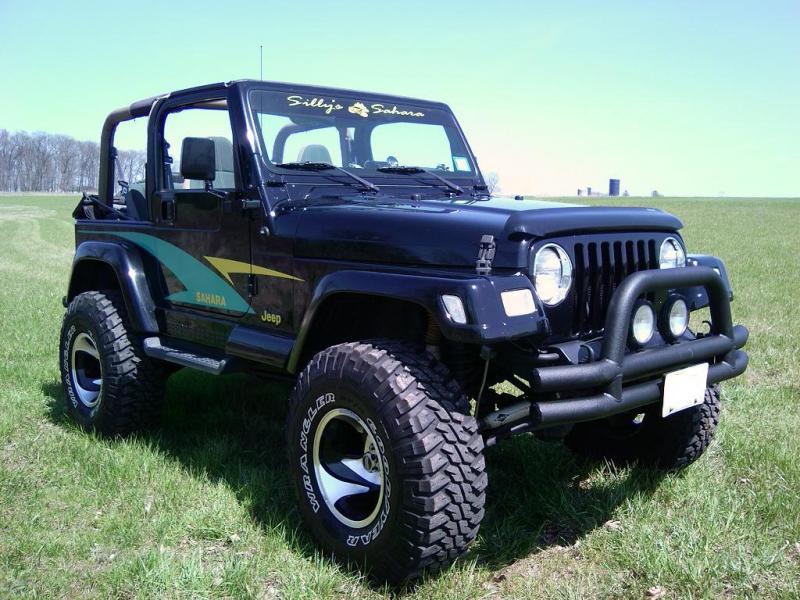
[[208, 136, 234, 172], [297, 144, 332, 164]]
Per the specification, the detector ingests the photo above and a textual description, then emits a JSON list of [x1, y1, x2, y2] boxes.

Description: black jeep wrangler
[[61, 80, 749, 583]]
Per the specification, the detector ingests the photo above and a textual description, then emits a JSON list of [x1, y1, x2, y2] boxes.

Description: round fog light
[[630, 301, 655, 346], [661, 296, 689, 340]]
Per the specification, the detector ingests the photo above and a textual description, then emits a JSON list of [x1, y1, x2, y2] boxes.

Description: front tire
[[60, 290, 166, 436], [565, 385, 721, 470], [286, 341, 487, 584]]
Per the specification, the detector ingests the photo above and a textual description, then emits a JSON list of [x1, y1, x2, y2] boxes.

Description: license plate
[[662, 363, 709, 417]]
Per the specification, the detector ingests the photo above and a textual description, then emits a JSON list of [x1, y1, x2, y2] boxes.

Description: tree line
[[0, 129, 145, 193], [1, 127, 500, 196]]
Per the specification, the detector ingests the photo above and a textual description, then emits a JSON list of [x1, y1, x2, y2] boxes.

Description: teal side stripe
[[85, 230, 253, 314]]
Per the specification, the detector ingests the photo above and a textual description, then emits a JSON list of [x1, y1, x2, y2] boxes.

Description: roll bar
[[97, 96, 161, 204]]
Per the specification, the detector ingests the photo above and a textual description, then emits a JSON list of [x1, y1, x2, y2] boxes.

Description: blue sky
[[1, 0, 797, 196]]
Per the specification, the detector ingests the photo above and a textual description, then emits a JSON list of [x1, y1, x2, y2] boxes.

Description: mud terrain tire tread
[[60, 290, 166, 436], [565, 385, 721, 470], [286, 340, 487, 584]]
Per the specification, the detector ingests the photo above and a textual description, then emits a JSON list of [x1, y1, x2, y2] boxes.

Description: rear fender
[[67, 241, 159, 333]]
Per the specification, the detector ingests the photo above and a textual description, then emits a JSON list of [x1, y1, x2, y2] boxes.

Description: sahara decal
[[195, 292, 227, 307], [369, 103, 425, 118], [286, 95, 425, 119], [204, 256, 303, 285]]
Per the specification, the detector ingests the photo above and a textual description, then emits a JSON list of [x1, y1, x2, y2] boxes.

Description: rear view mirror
[[180, 137, 216, 182]]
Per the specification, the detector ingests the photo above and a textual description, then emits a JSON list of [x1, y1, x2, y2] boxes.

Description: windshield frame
[[241, 81, 483, 188]]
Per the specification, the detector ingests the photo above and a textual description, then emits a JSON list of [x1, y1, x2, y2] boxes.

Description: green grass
[[1, 194, 799, 599]]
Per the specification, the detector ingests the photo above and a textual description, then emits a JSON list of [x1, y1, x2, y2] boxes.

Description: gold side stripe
[[204, 256, 304, 285]]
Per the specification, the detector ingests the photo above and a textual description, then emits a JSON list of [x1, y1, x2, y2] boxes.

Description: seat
[[209, 136, 235, 188], [364, 160, 389, 170], [297, 144, 332, 164], [125, 184, 148, 220]]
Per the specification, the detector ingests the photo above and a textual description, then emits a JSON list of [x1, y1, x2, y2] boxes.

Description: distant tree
[[0, 129, 111, 192], [53, 135, 79, 192], [485, 171, 500, 195], [117, 149, 146, 185], [77, 140, 100, 191]]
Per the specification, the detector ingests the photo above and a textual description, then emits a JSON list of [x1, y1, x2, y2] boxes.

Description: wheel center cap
[[362, 444, 379, 472]]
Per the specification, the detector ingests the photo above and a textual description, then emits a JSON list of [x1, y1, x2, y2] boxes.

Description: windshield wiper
[[276, 161, 380, 193], [377, 165, 463, 195]]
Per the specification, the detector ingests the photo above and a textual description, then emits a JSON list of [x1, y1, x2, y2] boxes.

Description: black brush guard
[[482, 267, 749, 442]]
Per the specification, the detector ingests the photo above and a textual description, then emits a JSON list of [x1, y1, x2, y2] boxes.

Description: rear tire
[[564, 385, 721, 470], [60, 290, 166, 436], [286, 341, 487, 584]]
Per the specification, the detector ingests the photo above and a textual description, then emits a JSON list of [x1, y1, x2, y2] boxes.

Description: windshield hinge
[[476, 235, 496, 276]]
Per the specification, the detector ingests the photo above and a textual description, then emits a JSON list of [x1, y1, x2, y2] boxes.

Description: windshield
[[248, 89, 476, 176]]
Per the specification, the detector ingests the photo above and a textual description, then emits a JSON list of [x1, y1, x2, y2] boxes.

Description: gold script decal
[[370, 103, 425, 118], [286, 95, 425, 118], [348, 102, 369, 118], [286, 95, 343, 114]]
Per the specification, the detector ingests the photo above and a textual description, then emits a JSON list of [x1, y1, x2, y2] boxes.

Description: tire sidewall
[[289, 376, 399, 563], [60, 302, 108, 429]]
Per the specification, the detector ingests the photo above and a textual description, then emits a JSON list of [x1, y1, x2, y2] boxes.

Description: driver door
[[150, 95, 255, 328]]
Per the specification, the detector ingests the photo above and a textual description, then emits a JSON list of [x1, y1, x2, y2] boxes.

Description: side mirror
[[180, 137, 216, 183]]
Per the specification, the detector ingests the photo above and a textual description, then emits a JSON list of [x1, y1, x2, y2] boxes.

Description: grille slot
[[571, 238, 658, 334]]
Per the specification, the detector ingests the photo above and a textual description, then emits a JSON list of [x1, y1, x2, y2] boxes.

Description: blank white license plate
[[662, 363, 709, 417]]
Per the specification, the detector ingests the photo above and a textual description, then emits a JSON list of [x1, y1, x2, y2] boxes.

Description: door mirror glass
[[180, 137, 216, 182]]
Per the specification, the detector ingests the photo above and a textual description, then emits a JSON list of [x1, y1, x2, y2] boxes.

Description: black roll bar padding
[[98, 96, 161, 205], [98, 106, 132, 205]]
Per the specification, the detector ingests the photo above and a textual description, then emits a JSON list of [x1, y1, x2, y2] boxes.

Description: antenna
[[259, 45, 263, 81]]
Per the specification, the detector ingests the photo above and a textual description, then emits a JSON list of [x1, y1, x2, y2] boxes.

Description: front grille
[[571, 238, 659, 334]]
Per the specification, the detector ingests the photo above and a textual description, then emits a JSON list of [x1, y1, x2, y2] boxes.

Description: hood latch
[[476, 235, 496, 275]]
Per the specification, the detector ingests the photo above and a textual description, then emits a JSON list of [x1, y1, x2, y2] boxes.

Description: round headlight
[[532, 244, 573, 306], [659, 237, 686, 269], [630, 301, 655, 346], [660, 296, 689, 340]]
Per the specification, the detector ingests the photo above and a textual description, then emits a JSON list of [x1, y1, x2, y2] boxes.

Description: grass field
[[1, 194, 799, 599]]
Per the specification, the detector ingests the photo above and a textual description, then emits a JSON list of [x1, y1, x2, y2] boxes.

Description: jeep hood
[[293, 195, 683, 270]]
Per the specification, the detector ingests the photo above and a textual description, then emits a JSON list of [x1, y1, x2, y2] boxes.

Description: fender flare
[[286, 269, 546, 373], [67, 241, 159, 333], [681, 254, 734, 310]]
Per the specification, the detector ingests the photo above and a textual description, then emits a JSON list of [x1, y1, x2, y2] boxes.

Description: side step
[[143, 337, 229, 375]]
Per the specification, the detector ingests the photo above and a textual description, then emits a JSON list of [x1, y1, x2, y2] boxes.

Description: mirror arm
[[203, 180, 228, 200]]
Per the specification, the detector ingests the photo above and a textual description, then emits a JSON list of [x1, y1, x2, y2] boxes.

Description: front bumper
[[482, 267, 749, 440]]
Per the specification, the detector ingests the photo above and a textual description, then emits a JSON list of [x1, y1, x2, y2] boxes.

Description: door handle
[[161, 198, 175, 223]]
